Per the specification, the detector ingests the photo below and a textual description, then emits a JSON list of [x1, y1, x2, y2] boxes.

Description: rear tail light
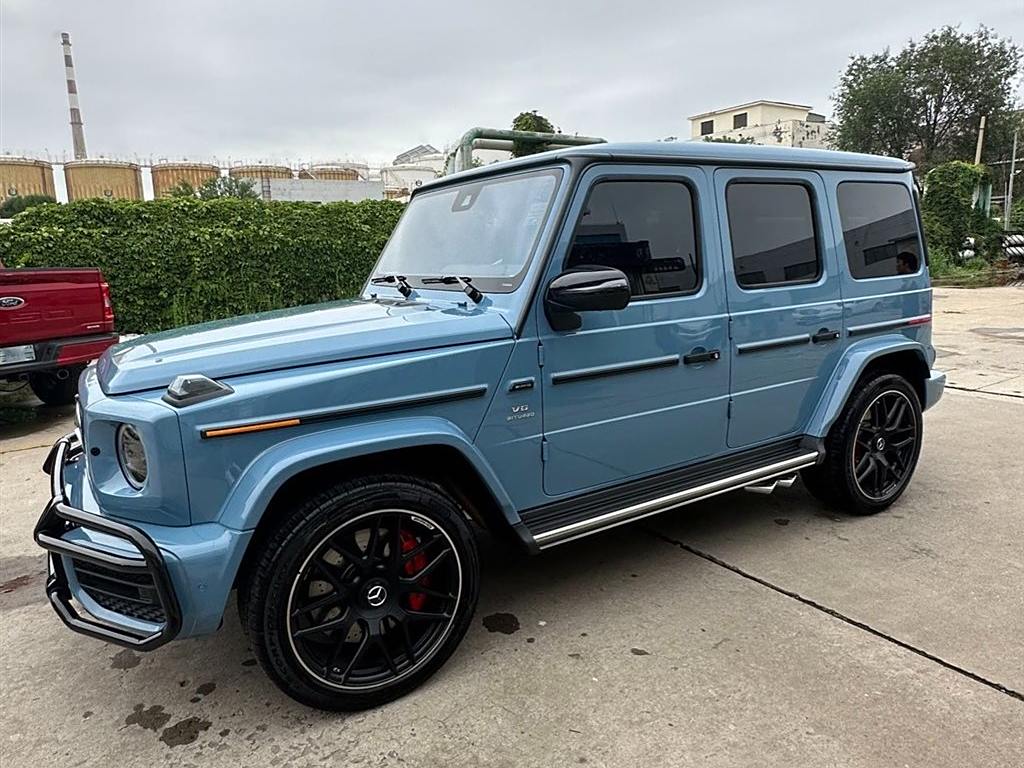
[[100, 281, 114, 324]]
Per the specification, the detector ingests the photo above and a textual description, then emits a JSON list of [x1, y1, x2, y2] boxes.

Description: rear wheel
[[802, 373, 923, 514], [28, 365, 83, 406], [243, 475, 479, 710]]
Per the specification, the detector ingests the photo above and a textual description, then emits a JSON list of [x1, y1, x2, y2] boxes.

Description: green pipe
[[453, 127, 606, 173]]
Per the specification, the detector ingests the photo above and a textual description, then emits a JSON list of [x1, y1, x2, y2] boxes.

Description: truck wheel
[[243, 475, 479, 710], [802, 374, 923, 515], [28, 366, 83, 406]]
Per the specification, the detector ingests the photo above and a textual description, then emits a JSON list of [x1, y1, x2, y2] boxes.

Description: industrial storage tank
[[0, 157, 56, 202], [298, 163, 368, 181], [382, 164, 438, 201], [64, 159, 142, 201], [151, 162, 220, 197], [228, 164, 292, 180]]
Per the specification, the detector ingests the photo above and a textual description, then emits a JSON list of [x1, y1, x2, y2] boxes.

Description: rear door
[[714, 168, 845, 448], [538, 164, 731, 497]]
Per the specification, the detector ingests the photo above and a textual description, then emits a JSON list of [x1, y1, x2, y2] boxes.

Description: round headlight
[[116, 423, 148, 489]]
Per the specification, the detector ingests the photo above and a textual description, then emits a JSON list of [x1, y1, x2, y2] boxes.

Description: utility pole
[[973, 115, 987, 165], [1005, 128, 1018, 231]]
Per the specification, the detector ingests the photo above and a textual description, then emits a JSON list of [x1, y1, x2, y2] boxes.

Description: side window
[[726, 182, 820, 288], [837, 182, 921, 279], [567, 180, 700, 298]]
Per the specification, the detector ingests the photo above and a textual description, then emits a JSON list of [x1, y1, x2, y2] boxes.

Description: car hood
[[97, 298, 513, 395]]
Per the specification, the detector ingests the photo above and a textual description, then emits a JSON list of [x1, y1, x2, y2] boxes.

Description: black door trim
[[550, 354, 680, 385], [735, 334, 811, 355]]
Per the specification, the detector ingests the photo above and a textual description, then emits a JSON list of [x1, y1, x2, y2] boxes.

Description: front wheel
[[243, 475, 479, 710], [802, 373, 923, 515]]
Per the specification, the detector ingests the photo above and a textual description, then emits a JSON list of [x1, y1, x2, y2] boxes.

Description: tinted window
[[700, 120, 714, 136], [838, 182, 920, 279], [726, 182, 820, 288], [567, 181, 700, 298]]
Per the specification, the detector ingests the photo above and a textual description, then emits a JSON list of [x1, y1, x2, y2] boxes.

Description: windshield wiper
[[421, 275, 484, 304], [370, 274, 413, 299]]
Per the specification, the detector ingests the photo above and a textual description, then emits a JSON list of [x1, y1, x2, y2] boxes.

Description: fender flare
[[215, 416, 519, 532], [807, 335, 930, 438]]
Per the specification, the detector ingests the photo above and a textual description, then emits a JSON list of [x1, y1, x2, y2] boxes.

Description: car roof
[[420, 141, 913, 192]]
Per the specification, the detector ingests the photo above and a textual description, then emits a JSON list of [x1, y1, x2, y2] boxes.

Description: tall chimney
[[61, 32, 88, 160]]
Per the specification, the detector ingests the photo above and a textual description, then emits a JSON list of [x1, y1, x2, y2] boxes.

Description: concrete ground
[[1, 287, 1022, 767]]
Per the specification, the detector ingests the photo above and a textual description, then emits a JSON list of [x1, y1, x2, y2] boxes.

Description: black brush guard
[[34, 433, 182, 650]]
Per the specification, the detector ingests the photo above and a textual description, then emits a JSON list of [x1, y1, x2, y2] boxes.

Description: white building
[[688, 100, 831, 149], [266, 178, 384, 202]]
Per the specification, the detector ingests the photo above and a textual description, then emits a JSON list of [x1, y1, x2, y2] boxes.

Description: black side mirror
[[545, 266, 631, 331]]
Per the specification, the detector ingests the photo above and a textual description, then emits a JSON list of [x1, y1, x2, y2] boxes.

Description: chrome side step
[[533, 452, 819, 549], [743, 473, 798, 495]]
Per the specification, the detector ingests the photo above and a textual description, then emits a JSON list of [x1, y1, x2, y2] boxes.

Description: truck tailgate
[[0, 268, 109, 345]]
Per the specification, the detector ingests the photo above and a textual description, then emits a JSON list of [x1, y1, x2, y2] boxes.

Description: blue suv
[[36, 142, 945, 709]]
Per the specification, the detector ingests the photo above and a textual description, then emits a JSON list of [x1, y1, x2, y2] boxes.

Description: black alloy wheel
[[286, 509, 462, 691], [802, 373, 923, 514], [242, 475, 479, 710], [850, 390, 918, 501]]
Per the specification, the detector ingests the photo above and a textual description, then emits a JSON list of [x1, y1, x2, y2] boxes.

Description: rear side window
[[837, 182, 921, 279], [567, 180, 700, 298], [726, 182, 820, 288]]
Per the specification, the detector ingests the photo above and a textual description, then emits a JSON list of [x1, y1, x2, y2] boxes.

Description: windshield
[[372, 167, 563, 294]]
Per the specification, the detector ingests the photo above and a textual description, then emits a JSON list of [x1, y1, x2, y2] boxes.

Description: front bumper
[[34, 433, 182, 650]]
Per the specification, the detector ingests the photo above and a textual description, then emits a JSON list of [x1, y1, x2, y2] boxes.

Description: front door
[[538, 165, 731, 497], [713, 168, 845, 448]]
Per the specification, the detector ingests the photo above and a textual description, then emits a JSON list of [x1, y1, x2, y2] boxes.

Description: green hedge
[[921, 161, 1002, 274], [0, 197, 403, 334]]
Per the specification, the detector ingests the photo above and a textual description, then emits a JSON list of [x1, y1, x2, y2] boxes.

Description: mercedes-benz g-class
[[36, 142, 944, 710]]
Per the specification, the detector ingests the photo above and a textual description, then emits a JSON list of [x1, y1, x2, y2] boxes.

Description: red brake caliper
[[400, 530, 429, 611]]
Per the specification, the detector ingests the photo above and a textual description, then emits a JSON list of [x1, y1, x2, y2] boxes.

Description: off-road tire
[[802, 374, 923, 515], [242, 475, 479, 710]]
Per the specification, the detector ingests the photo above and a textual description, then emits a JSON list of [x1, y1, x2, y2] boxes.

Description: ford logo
[[0, 296, 25, 309]]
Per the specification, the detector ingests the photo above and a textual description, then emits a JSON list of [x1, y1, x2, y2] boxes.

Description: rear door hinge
[[537, 342, 545, 368], [727, 399, 732, 419], [541, 438, 549, 462]]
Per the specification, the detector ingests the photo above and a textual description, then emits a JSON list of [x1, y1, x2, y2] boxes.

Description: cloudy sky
[[2, 0, 1021, 166]]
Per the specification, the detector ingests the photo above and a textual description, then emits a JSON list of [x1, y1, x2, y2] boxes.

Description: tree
[[0, 194, 56, 218], [832, 26, 1021, 169], [921, 161, 1003, 270], [510, 110, 558, 157], [168, 176, 259, 199], [1010, 195, 1024, 231]]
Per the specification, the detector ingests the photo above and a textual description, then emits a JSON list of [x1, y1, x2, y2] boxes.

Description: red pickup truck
[[0, 266, 117, 405]]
